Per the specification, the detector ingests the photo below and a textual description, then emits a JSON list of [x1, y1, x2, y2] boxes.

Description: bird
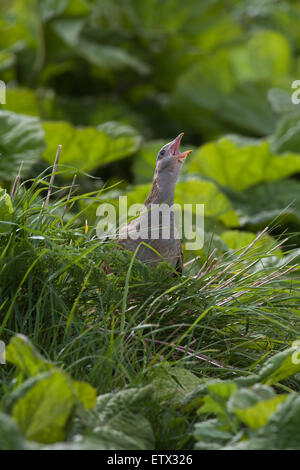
[[116, 133, 192, 274]]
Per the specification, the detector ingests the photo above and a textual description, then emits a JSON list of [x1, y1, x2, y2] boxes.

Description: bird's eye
[[160, 149, 166, 156]]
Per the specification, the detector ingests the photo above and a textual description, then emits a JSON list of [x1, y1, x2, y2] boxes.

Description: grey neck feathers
[[145, 169, 178, 207]]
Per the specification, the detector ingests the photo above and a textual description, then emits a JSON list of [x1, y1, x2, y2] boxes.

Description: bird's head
[[154, 133, 192, 181]]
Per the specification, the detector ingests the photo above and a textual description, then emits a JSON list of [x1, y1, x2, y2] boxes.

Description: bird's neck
[[145, 173, 176, 207]]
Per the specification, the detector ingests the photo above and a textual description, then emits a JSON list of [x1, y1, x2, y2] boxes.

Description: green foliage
[[193, 347, 300, 450], [0, 111, 45, 180], [80, 386, 155, 450], [4, 334, 96, 444], [42, 120, 141, 175], [0, 413, 28, 450], [188, 136, 300, 191], [0, 187, 13, 233], [0, 0, 300, 451]]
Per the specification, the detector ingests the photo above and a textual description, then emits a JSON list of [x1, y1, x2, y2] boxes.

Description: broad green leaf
[[220, 231, 261, 251], [234, 395, 288, 430], [194, 419, 233, 450], [1, 87, 40, 116], [224, 395, 300, 450], [0, 187, 14, 233], [220, 230, 281, 256], [97, 121, 140, 141], [39, 0, 70, 22], [0, 6, 35, 50], [150, 364, 202, 406], [50, 18, 84, 46], [87, 386, 155, 450], [77, 39, 150, 75], [170, 30, 290, 136], [258, 346, 300, 385], [6, 335, 97, 443], [41, 93, 138, 128], [257, 395, 300, 449], [3, 373, 54, 414], [189, 136, 300, 191], [0, 111, 45, 180], [228, 384, 275, 412], [227, 179, 300, 227], [6, 334, 53, 377], [42, 121, 141, 174], [64, 0, 90, 16], [268, 88, 297, 114], [0, 413, 27, 450], [227, 384, 287, 430], [177, 179, 239, 227], [73, 381, 96, 410], [52, 19, 150, 75], [199, 381, 238, 420], [271, 114, 300, 153], [12, 370, 76, 443]]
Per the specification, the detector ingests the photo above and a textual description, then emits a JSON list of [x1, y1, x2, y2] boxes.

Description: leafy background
[[1, 0, 300, 253], [0, 0, 300, 450]]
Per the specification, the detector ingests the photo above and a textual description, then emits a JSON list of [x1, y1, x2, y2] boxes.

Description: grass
[[0, 161, 299, 449]]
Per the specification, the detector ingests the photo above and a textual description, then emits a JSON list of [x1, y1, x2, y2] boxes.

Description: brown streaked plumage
[[115, 133, 192, 274]]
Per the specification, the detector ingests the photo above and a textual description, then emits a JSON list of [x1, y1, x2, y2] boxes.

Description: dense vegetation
[[0, 0, 300, 450]]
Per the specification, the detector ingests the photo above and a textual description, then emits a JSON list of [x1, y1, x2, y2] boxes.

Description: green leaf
[[0, 110, 45, 180], [268, 88, 296, 114], [12, 370, 76, 443], [0, 413, 27, 450], [1, 87, 40, 116], [77, 39, 150, 75], [50, 18, 84, 46], [258, 346, 300, 385], [227, 179, 300, 228], [52, 20, 150, 75], [64, 0, 90, 16], [219, 230, 281, 256], [87, 386, 155, 450], [6, 334, 53, 377], [39, 0, 70, 22], [234, 395, 288, 430], [0, 187, 13, 233], [227, 384, 287, 430], [225, 395, 300, 450], [199, 381, 238, 420], [42, 120, 141, 175], [194, 419, 233, 450], [6, 335, 97, 443], [150, 364, 203, 406], [271, 114, 300, 154], [3, 373, 54, 414], [228, 384, 275, 412], [73, 381, 96, 410], [170, 30, 290, 136], [188, 136, 300, 191]]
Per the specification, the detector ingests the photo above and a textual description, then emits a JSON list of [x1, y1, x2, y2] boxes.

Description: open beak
[[171, 132, 193, 160], [177, 149, 193, 160]]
